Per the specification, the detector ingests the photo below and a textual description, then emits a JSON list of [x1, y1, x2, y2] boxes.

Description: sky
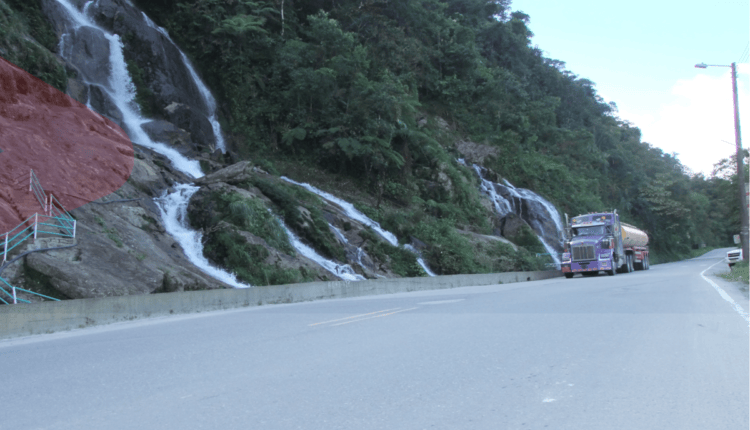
[[509, 0, 750, 177]]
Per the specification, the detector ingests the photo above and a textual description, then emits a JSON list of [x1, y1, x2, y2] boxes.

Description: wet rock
[[87, 0, 216, 147], [500, 213, 530, 241], [8, 147, 227, 299], [456, 140, 499, 165], [88, 84, 124, 126], [162, 103, 214, 152], [141, 120, 194, 150], [58, 25, 111, 85]]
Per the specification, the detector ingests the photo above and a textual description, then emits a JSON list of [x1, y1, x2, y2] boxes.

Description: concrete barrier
[[0, 270, 561, 340]]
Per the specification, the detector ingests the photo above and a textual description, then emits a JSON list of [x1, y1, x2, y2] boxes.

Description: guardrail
[[1, 214, 76, 263], [0, 170, 75, 304], [0, 276, 59, 304]]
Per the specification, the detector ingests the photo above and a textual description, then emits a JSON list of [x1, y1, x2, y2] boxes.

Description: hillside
[[0, 0, 744, 301]]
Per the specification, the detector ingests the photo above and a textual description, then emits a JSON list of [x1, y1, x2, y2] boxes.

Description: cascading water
[[280, 177, 436, 277], [277, 219, 365, 281], [403, 245, 437, 277], [53, 0, 252, 285], [281, 177, 398, 246], [140, 13, 226, 153], [156, 185, 249, 288], [467, 162, 563, 268], [55, 0, 203, 178], [52, 0, 374, 286]]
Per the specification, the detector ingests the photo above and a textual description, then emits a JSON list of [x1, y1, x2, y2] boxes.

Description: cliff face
[[0, 0, 560, 303], [0, 56, 133, 233]]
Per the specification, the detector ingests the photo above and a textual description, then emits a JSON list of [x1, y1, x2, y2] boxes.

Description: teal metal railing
[[0, 170, 75, 303], [0, 275, 59, 304]]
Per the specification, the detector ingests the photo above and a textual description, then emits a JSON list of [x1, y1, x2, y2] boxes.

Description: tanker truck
[[560, 211, 650, 278]]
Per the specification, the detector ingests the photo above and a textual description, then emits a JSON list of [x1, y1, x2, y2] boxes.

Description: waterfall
[[140, 12, 226, 153], [156, 185, 251, 288], [277, 219, 365, 281], [54, 0, 203, 179], [280, 177, 436, 277], [403, 245, 437, 277], [281, 177, 398, 246], [53, 0, 248, 286], [469, 163, 563, 268]]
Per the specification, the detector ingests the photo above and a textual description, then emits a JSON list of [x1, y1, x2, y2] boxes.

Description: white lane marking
[[331, 307, 419, 326], [542, 398, 556, 403], [308, 308, 402, 326], [417, 299, 465, 305], [700, 261, 749, 325]]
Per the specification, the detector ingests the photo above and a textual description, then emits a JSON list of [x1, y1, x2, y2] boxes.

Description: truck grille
[[572, 245, 595, 261]]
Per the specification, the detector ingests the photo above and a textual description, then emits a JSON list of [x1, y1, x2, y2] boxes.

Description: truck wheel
[[565, 273, 574, 279], [634, 256, 643, 271], [607, 257, 616, 276]]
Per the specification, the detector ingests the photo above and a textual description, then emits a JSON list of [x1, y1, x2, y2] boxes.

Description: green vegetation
[[132, 0, 743, 265], [358, 228, 425, 278], [126, 60, 159, 118], [719, 260, 749, 287], [197, 191, 294, 254], [0, 0, 67, 91], [104, 228, 124, 247], [188, 188, 322, 285], [203, 228, 313, 286], [249, 178, 346, 261]]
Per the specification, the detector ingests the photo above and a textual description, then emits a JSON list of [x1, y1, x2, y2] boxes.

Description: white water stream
[[280, 177, 436, 277], [277, 221, 365, 281], [468, 163, 563, 268], [53, 0, 432, 284], [140, 12, 226, 153], [56, 0, 203, 178]]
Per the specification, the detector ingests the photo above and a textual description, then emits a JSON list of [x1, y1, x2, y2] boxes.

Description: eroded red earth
[[0, 56, 134, 233]]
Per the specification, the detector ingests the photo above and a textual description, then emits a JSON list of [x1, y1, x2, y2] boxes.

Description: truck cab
[[561, 213, 622, 278]]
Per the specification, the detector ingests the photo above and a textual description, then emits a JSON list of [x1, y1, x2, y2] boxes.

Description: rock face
[[2, 147, 225, 300], [0, 56, 133, 233], [456, 140, 499, 165], [472, 164, 563, 254], [0, 0, 567, 303], [189, 163, 403, 283], [42, 0, 216, 153]]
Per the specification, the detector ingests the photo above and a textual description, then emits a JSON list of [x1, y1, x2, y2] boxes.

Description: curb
[[0, 270, 561, 340]]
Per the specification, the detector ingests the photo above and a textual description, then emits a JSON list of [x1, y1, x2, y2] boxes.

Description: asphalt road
[[1, 248, 747, 430]]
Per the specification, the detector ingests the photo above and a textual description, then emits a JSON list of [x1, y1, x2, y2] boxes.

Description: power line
[[738, 42, 749, 63]]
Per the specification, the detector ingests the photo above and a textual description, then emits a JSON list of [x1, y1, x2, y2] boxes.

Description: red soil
[[0, 56, 134, 233]]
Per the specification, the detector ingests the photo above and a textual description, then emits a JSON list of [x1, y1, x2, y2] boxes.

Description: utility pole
[[695, 62, 748, 258], [730, 62, 749, 260]]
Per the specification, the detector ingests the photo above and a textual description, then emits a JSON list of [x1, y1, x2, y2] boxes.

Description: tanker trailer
[[561, 211, 650, 278], [620, 222, 650, 271]]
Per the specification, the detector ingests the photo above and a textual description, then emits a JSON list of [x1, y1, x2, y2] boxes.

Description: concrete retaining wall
[[0, 270, 561, 340]]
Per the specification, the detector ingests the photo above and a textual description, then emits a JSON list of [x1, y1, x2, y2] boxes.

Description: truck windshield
[[573, 226, 606, 237]]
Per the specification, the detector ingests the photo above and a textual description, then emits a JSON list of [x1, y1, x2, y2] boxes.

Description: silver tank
[[621, 223, 649, 247]]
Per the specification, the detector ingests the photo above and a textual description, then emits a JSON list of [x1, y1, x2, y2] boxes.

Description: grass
[[249, 178, 346, 262], [719, 260, 749, 286], [0, 0, 67, 92], [203, 228, 314, 286]]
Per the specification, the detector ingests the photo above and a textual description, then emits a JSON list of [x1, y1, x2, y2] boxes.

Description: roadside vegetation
[[4, 0, 744, 277], [719, 260, 749, 287], [132, 0, 744, 264]]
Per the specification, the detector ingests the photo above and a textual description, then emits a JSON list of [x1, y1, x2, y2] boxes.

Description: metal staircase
[[0, 170, 77, 304]]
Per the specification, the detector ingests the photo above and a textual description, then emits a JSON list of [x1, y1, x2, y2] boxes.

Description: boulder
[[5, 146, 228, 299], [162, 103, 214, 151], [141, 120, 194, 151], [456, 140, 499, 165], [88, 84, 124, 127]]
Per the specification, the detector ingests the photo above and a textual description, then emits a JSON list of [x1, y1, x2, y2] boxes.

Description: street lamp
[[695, 62, 748, 260]]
